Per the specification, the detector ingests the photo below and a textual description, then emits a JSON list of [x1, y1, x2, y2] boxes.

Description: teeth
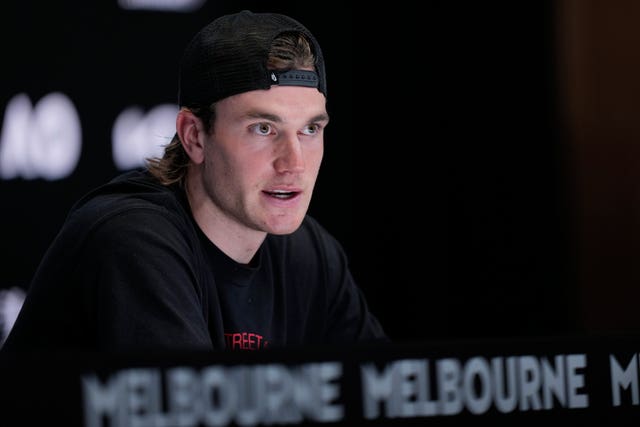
[[269, 190, 294, 199]]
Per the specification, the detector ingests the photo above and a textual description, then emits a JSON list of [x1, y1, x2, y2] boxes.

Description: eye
[[301, 124, 320, 136], [251, 123, 273, 136]]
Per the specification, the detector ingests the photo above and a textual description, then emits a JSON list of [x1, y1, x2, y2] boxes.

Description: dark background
[[352, 0, 576, 341], [2, 0, 640, 345]]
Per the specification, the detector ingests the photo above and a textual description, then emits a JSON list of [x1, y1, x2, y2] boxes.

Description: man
[[0, 10, 387, 352]]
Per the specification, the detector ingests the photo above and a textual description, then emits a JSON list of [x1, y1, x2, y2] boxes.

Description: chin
[[266, 217, 304, 235]]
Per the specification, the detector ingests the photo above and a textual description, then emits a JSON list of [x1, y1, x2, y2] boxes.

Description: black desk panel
[[1, 335, 640, 426]]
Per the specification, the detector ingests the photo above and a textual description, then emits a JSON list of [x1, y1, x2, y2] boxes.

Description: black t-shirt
[[1, 170, 387, 353]]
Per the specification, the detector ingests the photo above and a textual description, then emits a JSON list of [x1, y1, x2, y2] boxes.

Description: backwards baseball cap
[[178, 10, 327, 107]]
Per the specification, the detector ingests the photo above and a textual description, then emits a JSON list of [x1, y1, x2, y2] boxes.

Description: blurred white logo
[[0, 287, 25, 346], [118, 0, 205, 12], [0, 92, 82, 180], [112, 104, 178, 170]]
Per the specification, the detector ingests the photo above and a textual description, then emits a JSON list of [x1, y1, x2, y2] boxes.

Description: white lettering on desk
[[360, 354, 588, 418], [82, 362, 343, 427], [610, 353, 640, 406]]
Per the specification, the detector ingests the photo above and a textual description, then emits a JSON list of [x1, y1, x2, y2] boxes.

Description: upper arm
[[79, 207, 213, 351]]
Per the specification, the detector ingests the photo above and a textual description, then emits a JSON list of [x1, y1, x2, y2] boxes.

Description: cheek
[[307, 145, 324, 172], [209, 146, 265, 186]]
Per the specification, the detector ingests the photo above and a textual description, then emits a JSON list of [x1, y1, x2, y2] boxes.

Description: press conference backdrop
[[4, 0, 640, 365], [0, 0, 570, 340], [1, 0, 580, 345], [0, 0, 358, 343]]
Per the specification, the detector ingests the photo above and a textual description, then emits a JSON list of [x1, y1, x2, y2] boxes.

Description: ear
[[176, 108, 206, 165]]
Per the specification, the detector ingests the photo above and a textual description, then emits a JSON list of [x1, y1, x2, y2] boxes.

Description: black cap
[[178, 10, 327, 107]]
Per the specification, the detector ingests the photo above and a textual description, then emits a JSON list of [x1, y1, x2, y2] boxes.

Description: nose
[[273, 133, 305, 174]]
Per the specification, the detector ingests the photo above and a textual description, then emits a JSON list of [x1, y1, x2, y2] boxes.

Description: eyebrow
[[245, 111, 330, 124]]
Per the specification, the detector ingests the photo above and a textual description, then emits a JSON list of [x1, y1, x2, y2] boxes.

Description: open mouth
[[264, 190, 299, 200]]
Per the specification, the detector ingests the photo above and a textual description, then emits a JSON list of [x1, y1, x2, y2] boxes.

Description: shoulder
[[70, 170, 188, 227], [60, 170, 196, 249]]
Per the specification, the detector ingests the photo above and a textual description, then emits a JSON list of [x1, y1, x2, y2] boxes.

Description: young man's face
[[200, 85, 329, 235]]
